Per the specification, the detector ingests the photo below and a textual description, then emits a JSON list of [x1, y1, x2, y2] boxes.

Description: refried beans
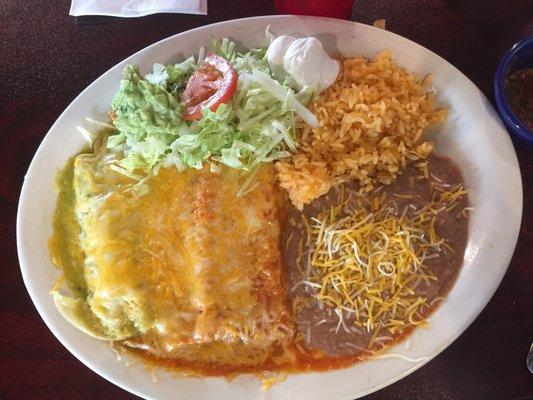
[[282, 154, 469, 358]]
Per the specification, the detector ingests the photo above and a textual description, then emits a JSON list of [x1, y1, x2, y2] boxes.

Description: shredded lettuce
[[107, 38, 315, 175], [250, 70, 318, 128], [145, 56, 196, 93], [211, 37, 237, 62]]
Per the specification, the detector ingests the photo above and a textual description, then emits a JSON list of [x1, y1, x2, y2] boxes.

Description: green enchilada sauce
[[48, 156, 87, 297]]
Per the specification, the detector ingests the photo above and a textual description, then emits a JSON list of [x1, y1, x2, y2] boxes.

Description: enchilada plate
[[17, 15, 522, 400]]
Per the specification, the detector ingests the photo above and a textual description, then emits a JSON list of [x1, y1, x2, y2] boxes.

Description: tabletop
[[1, 0, 532, 399]]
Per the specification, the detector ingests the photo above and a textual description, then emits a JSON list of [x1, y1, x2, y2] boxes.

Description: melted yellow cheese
[[52, 152, 292, 360]]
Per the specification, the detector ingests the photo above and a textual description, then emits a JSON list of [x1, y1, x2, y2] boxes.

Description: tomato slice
[[182, 53, 238, 121]]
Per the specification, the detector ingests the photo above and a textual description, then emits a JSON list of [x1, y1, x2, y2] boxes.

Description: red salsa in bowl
[[494, 36, 533, 145], [504, 68, 533, 130]]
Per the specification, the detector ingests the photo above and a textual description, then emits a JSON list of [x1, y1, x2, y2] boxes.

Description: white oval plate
[[17, 15, 522, 400]]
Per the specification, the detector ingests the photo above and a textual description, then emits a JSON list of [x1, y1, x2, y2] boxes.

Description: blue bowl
[[494, 36, 533, 146]]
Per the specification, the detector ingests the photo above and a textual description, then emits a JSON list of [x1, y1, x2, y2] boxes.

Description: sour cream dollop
[[266, 35, 339, 91]]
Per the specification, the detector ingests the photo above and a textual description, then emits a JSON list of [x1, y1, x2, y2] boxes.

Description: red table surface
[[1, 1, 532, 399]]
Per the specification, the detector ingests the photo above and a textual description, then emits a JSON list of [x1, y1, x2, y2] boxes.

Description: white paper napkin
[[70, 0, 207, 17]]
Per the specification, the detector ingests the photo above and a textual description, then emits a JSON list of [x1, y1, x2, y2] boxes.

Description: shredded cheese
[[295, 182, 468, 345]]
